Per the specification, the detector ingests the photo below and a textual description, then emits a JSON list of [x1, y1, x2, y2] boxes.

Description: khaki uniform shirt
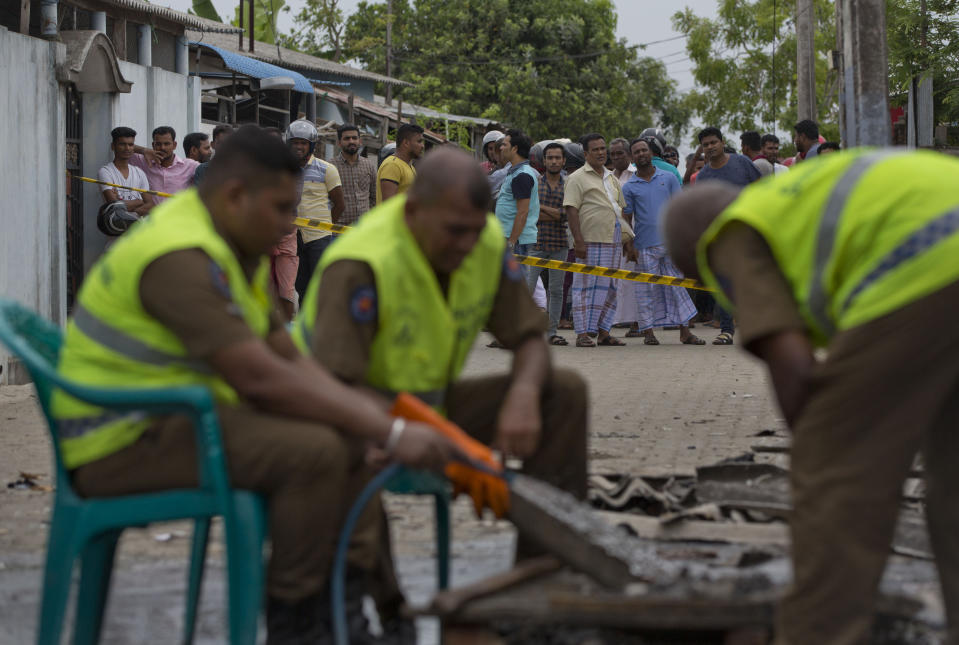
[[139, 249, 283, 358], [308, 258, 546, 383], [708, 223, 805, 348]]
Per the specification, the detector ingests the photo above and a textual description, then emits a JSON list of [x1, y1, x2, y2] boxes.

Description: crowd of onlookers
[[95, 116, 835, 341], [478, 119, 836, 347]]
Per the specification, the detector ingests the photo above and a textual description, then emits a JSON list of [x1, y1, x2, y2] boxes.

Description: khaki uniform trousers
[[73, 404, 382, 603], [776, 280, 959, 645], [373, 367, 589, 616]]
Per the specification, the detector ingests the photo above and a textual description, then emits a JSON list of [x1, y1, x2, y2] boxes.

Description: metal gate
[[65, 84, 83, 311]]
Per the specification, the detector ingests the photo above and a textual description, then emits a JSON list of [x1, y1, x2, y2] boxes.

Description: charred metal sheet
[[694, 464, 792, 517]]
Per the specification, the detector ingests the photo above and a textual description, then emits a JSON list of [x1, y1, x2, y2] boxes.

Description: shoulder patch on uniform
[[502, 250, 524, 282], [209, 261, 232, 301], [349, 286, 378, 323]]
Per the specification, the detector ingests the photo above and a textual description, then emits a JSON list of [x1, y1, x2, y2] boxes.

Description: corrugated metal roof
[[186, 30, 412, 87], [192, 42, 315, 93], [95, 0, 242, 33], [370, 95, 496, 127]]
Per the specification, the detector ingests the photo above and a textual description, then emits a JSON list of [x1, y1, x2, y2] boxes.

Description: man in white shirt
[[97, 127, 152, 216]]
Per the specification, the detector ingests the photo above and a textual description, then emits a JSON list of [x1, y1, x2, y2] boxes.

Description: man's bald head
[[408, 147, 492, 213], [405, 147, 493, 274], [662, 182, 739, 280]]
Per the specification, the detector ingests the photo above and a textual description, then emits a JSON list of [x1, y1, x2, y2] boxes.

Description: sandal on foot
[[624, 329, 644, 338], [576, 335, 596, 347], [548, 335, 569, 346], [597, 335, 626, 346], [644, 335, 660, 345], [682, 334, 706, 345], [712, 332, 734, 345]]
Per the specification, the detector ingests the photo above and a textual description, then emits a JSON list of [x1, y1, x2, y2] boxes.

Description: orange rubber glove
[[390, 393, 510, 518]]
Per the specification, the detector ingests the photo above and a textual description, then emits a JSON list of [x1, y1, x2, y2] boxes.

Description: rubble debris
[[5, 472, 52, 492]]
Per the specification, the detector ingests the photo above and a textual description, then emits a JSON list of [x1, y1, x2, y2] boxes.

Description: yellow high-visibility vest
[[697, 149, 959, 346], [294, 196, 505, 407], [52, 189, 272, 469]]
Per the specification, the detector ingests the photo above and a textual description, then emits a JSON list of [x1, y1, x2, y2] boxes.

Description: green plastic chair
[[384, 468, 450, 589], [0, 299, 267, 645]]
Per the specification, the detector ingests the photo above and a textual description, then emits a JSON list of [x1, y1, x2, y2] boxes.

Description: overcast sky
[[165, 0, 720, 91]]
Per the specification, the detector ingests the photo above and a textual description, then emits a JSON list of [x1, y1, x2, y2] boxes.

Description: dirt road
[[0, 326, 783, 643]]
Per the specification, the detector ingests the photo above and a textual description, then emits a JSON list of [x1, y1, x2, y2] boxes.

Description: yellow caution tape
[[77, 175, 711, 291], [295, 218, 712, 291], [514, 255, 711, 291], [74, 174, 174, 198]]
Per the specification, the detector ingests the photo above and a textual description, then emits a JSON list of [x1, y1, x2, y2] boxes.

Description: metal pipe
[[40, 0, 58, 39], [175, 34, 188, 75], [137, 24, 152, 67], [91, 11, 106, 33]]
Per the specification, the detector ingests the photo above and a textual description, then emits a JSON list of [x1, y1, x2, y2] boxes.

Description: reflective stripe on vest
[[841, 205, 959, 314], [58, 411, 147, 439], [807, 151, 895, 336], [73, 304, 213, 374]]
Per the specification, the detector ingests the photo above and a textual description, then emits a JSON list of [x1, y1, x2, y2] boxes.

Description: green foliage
[[279, 0, 346, 61], [232, 0, 288, 45], [324, 0, 690, 142], [191, 0, 223, 22], [672, 0, 838, 138], [886, 0, 959, 124]]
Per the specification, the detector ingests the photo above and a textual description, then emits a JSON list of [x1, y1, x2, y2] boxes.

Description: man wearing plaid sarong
[[563, 134, 637, 347]]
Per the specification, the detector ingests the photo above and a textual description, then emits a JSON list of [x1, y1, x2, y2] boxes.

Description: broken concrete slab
[[597, 511, 789, 548]]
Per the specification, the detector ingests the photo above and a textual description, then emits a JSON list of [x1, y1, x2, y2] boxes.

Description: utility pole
[[385, 0, 393, 105], [841, 0, 890, 146], [796, 0, 816, 122], [835, 0, 845, 146], [249, 0, 255, 52]]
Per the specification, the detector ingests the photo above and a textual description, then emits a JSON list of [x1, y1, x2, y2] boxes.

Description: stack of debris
[[426, 432, 944, 644]]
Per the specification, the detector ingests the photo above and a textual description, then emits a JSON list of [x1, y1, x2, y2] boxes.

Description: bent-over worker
[[52, 126, 456, 645], [663, 149, 959, 645], [295, 147, 589, 642]]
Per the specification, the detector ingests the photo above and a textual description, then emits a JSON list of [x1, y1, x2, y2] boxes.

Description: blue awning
[[191, 42, 315, 93]]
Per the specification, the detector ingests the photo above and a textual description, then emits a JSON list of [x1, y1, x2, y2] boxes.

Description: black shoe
[[267, 595, 332, 645], [339, 574, 377, 645], [378, 615, 417, 645]]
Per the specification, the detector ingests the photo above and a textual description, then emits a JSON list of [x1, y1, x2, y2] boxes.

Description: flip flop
[[624, 329, 644, 338], [597, 335, 626, 346], [576, 335, 596, 347], [643, 335, 660, 345], [548, 335, 569, 346]]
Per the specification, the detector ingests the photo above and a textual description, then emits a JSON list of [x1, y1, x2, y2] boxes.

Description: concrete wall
[[0, 27, 67, 384], [83, 62, 201, 267]]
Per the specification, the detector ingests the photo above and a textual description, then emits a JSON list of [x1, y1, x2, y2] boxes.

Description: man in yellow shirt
[[287, 119, 346, 303], [376, 123, 424, 203]]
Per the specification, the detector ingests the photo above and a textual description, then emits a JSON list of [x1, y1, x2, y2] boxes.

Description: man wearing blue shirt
[[622, 139, 704, 346], [495, 129, 540, 271], [694, 126, 762, 345]]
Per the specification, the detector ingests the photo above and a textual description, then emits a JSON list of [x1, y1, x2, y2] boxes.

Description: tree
[[886, 0, 959, 125], [672, 0, 839, 140], [280, 0, 346, 61], [323, 0, 689, 142], [232, 0, 288, 46]]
